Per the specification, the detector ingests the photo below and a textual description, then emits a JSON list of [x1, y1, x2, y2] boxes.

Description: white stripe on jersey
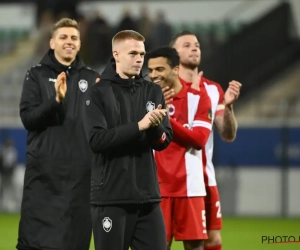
[[185, 148, 206, 196], [203, 82, 221, 186], [193, 120, 212, 130], [185, 91, 206, 196], [205, 132, 217, 186]]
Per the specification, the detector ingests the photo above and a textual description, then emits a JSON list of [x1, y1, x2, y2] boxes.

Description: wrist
[[55, 95, 61, 103], [224, 102, 233, 110], [138, 121, 146, 131]]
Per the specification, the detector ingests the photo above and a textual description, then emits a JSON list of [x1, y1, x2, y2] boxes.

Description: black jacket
[[18, 49, 100, 250], [82, 59, 173, 205]]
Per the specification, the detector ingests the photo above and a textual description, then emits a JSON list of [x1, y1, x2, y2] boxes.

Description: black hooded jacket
[[18, 49, 100, 250], [82, 58, 173, 205]]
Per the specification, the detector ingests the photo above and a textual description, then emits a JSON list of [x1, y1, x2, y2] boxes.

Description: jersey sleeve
[[170, 91, 212, 150], [193, 92, 213, 130]]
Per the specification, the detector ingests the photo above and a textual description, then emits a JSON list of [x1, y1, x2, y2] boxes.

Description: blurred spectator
[[54, 0, 79, 20], [0, 138, 18, 212], [77, 14, 90, 63], [57, 11, 72, 20], [116, 7, 138, 32], [34, 10, 54, 58], [137, 4, 154, 50], [35, 0, 57, 26], [151, 11, 172, 47], [87, 10, 111, 68]]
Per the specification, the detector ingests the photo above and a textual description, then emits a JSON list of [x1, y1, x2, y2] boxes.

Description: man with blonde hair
[[82, 30, 173, 250], [170, 30, 241, 250], [17, 18, 100, 250]]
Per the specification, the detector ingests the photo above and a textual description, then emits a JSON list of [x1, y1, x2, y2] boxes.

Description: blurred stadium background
[[0, 0, 300, 249]]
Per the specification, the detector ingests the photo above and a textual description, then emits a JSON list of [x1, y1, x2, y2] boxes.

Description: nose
[[149, 70, 157, 80], [65, 37, 73, 44], [136, 54, 143, 64]]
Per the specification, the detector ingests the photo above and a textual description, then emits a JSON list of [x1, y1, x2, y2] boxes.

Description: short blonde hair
[[51, 18, 79, 37], [112, 30, 145, 48]]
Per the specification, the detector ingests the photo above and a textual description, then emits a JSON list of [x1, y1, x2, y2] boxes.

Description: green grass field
[[1, 214, 299, 250]]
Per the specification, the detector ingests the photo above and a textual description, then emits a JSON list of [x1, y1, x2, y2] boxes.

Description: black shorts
[[92, 203, 166, 250]]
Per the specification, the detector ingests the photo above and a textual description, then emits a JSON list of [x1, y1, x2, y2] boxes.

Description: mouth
[[153, 78, 163, 85], [190, 54, 198, 59], [64, 47, 75, 52]]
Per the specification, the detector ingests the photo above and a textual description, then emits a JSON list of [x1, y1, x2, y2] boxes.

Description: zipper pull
[[66, 67, 71, 77]]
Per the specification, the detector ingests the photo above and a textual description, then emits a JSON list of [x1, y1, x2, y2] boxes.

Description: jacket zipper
[[130, 83, 141, 202], [65, 68, 73, 159]]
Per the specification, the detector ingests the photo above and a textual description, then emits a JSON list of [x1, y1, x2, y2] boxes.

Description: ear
[[173, 65, 179, 76], [113, 51, 119, 62], [50, 38, 54, 50], [77, 40, 81, 52]]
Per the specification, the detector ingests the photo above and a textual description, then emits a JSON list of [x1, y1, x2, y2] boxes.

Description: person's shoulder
[[27, 63, 47, 75], [89, 78, 111, 93], [83, 66, 99, 76], [24, 64, 50, 81], [142, 79, 161, 92], [202, 77, 220, 87]]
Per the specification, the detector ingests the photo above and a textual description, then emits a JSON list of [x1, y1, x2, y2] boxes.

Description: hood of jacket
[[100, 57, 145, 90], [40, 49, 85, 73]]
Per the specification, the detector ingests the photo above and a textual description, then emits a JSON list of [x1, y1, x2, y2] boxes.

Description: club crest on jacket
[[102, 217, 112, 232], [146, 101, 155, 112], [78, 79, 88, 92]]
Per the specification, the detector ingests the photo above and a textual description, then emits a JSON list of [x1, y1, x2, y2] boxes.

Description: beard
[[180, 59, 200, 70]]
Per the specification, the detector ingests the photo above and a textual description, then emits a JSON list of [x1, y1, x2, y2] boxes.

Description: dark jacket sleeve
[[19, 69, 63, 131], [82, 86, 143, 154], [146, 90, 173, 151]]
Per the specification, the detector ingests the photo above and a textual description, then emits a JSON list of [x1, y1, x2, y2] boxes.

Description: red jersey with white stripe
[[180, 77, 225, 187], [155, 83, 212, 197]]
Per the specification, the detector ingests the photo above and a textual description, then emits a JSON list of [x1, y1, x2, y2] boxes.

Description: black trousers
[[92, 203, 167, 250]]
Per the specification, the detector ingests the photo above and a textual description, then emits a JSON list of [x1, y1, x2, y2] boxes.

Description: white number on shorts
[[202, 210, 206, 228], [216, 201, 222, 218]]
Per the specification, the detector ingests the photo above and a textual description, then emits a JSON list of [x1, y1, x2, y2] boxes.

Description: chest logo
[[146, 101, 155, 112], [78, 79, 88, 92], [168, 104, 175, 116]]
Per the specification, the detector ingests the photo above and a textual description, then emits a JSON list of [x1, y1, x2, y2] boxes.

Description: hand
[[149, 104, 168, 126], [224, 80, 242, 106], [138, 104, 168, 130], [96, 78, 100, 83], [55, 72, 67, 103], [191, 71, 203, 91], [162, 86, 175, 105]]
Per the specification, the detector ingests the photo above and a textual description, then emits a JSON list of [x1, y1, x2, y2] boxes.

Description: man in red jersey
[[147, 46, 213, 250], [170, 31, 242, 250]]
